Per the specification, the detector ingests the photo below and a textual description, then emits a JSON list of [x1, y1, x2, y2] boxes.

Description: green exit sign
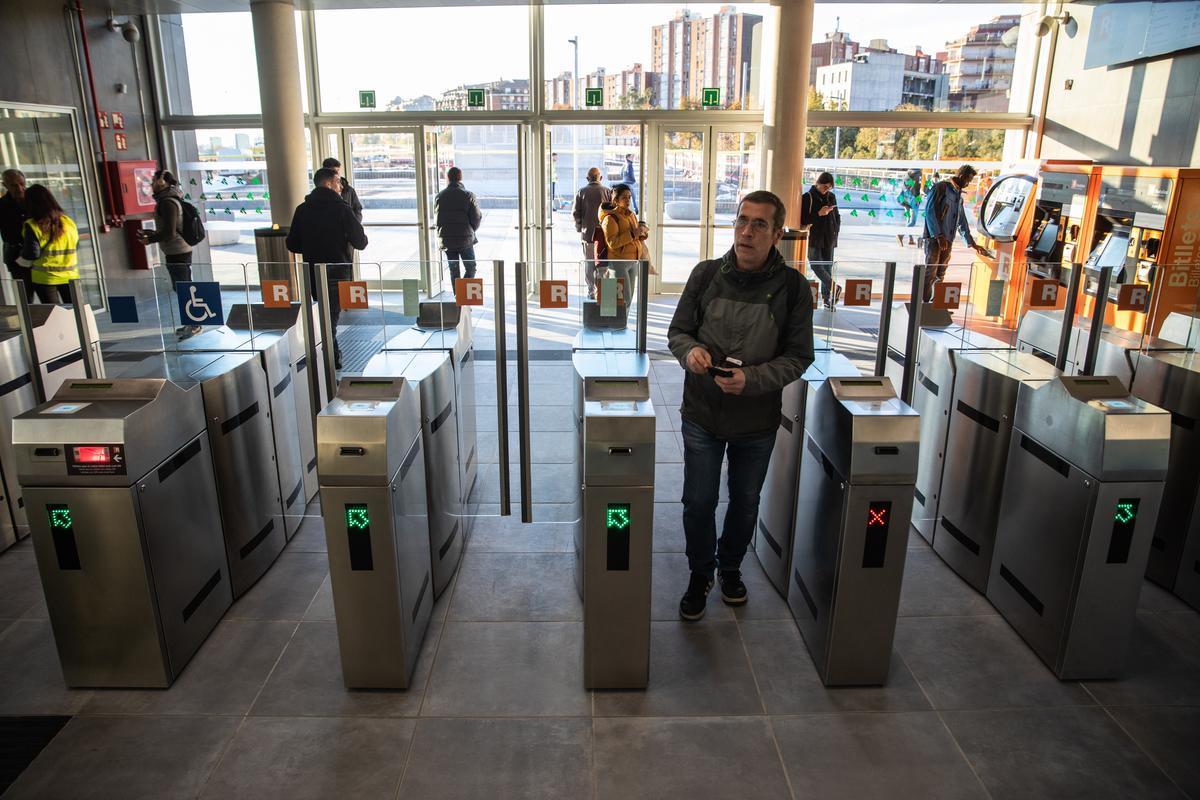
[[467, 89, 486, 108], [358, 90, 376, 109], [702, 87, 721, 107], [585, 87, 603, 107]]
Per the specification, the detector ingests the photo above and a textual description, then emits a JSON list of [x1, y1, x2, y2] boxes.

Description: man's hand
[[715, 368, 747, 395], [685, 346, 712, 375]]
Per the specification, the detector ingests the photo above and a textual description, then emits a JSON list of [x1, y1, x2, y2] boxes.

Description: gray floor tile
[[477, 463, 579, 504], [1138, 581, 1195, 614], [894, 615, 1094, 710], [422, 621, 589, 716], [468, 518, 575, 553], [592, 622, 762, 716], [740, 619, 931, 714], [200, 716, 414, 800], [730, 558, 794, 620], [943, 706, 1182, 800], [899, 548, 997, 618], [81, 620, 297, 716], [656, 431, 682, 462], [479, 405, 574, 432], [1108, 706, 1200, 799], [909, 526, 931, 549], [227, 552, 329, 621], [0, 547, 44, 620], [448, 552, 582, 621], [303, 575, 335, 621], [473, 503, 579, 523], [0, 620, 92, 715], [4, 715, 238, 800], [250, 621, 436, 717], [593, 717, 790, 800], [652, 553, 733, 621], [654, 462, 684, 502], [773, 712, 987, 799], [286, 516, 328, 553], [1083, 611, 1200, 706], [653, 502, 686, 553], [477, 431, 574, 464], [399, 718, 591, 800]]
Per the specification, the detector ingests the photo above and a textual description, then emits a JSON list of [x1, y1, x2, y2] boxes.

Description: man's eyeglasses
[[734, 217, 772, 233]]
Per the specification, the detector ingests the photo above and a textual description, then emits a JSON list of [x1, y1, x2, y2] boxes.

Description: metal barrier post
[[67, 279, 100, 379], [315, 263, 338, 400], [493, 260, 511, 516], [1081, 266, 1112, 376], [515, 261, 532, 523], [900, 263, 927, 404], [637, 260, 649, 354], [1055, 263, 1084, 371], [296, 263, 322, 441], [14, 289, 46, 403], [874, 261, 897, 377]]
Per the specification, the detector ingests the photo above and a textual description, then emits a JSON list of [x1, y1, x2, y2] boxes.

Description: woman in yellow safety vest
[[17, 184, 79, 305]]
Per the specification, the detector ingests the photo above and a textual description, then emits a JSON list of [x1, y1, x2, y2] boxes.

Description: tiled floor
[[2, 363, 1199, 799]]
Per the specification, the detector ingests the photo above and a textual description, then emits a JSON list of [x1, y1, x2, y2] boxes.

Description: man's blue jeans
[[681, 417, 777, 575], [445, 246, 477, 283]]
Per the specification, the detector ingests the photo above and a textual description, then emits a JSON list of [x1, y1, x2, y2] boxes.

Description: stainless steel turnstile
[[881, 301, 956, 387], [574, 300, 636, 351], [935, 350, 1059, 592], [317, 377, 434, 688], [754, 350, 860, 597], [385, 302, 478, 527], [787, 377, 919, 686], [123, 352, 286, 598], [1130, 351, 1200, 611], [573, 351, 654, 689], [0, 304, 100, 550], [1016, 309, 1187, 384], [12, 378, 231, 687], [364, 351, 464, 599], [989, 375, 1169, 679]]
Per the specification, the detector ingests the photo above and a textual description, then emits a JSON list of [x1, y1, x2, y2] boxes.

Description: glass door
[[344, 128, 424, 287], [654, 124, 761, 293], [422, 129, 444, 296]]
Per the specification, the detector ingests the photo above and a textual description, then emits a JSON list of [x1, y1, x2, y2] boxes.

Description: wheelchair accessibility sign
[[176, 282, 224, 326]]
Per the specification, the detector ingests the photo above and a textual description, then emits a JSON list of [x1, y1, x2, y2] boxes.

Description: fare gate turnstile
[[1130, 351, 1200, 611], [123, 352, 287, 598], [573, 351, 654, 689], [574, 300, 636, 351], [935, 350, 1059, 593], [787, 377, 920, 686], [12, 378, 231, 687], [881, 301, 956, 388], [989, 375, 1170, 679], [364, 351, 464, 599], [0, 304, 101, 551], [385, 303, 478, 534], [754, 350, 860, 597], [317, 377, 433, 688]]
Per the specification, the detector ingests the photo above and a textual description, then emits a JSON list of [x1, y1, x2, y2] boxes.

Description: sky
[[180, 3, 1025, 113]]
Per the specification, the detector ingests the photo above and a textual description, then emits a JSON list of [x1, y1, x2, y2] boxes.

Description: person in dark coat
[[0, 169, 32, 301], [434, 167, 483, 285], [322, 157, 363, 222], [572, 167, 612, 298], [286, 167, 368, 369], [800, 172, 841, 307]]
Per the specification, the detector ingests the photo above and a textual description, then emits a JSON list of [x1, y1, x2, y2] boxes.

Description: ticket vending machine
[[573, 351, 654, 689], [363, 351, 464, 599], [989, 376, 1170, 679], [754, 351, 860, 597], [13, 379, 231, 687], [787, 377, 920, 686], [317, 377, 434, 688]]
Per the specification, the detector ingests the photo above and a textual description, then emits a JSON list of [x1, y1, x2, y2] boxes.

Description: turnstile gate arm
[[515, 261, 532, 523], [1055, 262, 1084, 371], [493, 260, 511, 516], [1081, 266, 1112, 377], [297, 264, 322, 444], [315, 262, 338, 400], [874, 262, 897, 377], [14, 287, 46, 403], [68, 279, 101, 379], [900, 263, 928, 404], [637, 260, 649, 355]]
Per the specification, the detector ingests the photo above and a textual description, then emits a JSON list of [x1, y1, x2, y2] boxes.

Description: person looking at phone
[[667, 190, 815, 620]]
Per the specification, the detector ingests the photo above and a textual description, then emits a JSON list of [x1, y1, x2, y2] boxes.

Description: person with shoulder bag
[[598, 183, 646, 305], [137, 169, 201, 337], [800, 172, 841, 308], [17, 184, 79, 305]]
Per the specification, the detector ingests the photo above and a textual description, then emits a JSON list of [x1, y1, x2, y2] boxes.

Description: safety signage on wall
[[585, 87, 603, 107], [455, 278, 484, 306], [932, 281, 962, 310], [176, 282, 224, 326], [467, 89, 485, 108], [540, 280, 568, 308], [339, 281, 369, 310], [262, 280, 292, 308], [359, 90, 376, 109], [702, 88, 720, 107], [844, 279, 872, 306]]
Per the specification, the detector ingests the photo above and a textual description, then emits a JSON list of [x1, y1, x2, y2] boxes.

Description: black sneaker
[[719, 570, 748, 605], [679, 572, 714, 621]]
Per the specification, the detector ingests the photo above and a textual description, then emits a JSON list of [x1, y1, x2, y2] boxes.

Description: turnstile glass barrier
[[989, 375, 1170, 679], [785, 258, 839, 353]]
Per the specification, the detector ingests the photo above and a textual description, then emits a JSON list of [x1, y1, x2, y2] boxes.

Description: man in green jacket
[[668, 190, 815, 620]]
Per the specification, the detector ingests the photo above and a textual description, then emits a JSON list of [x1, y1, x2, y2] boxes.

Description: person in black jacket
[[321, 157, 363, 222], [286, 168, 368, 370], [799, 172, 841, 308], [435, 167, 483, 285], [0, 169, 32, 301]]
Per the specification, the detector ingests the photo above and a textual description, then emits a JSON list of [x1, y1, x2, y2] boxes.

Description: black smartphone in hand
[[707, 366, 734, 378]]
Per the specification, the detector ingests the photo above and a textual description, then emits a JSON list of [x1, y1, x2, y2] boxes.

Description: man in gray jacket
[[667, 190, 815, 620], [572, 167, 612, 299], [435, 167, 483, 284], [922, 164, 986, 297], [137, 170, 197, 338]]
